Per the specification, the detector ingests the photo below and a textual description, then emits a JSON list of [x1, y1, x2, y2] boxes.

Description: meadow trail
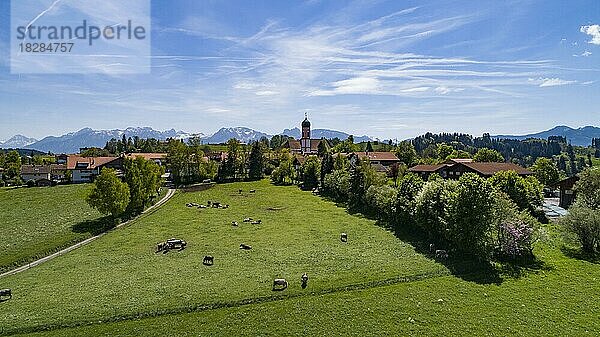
[[0, 188, 176, 279]]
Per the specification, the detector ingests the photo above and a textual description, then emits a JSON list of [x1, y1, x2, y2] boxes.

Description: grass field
[[0, 184, 104, 273], [2, 180, 599, 336]]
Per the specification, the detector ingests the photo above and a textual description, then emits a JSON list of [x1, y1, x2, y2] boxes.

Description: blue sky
[[0, 0, 599, 141]]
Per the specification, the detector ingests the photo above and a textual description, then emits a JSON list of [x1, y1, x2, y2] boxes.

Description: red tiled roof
[[460, 162, 532, 176], [66, 155, 120, 170]]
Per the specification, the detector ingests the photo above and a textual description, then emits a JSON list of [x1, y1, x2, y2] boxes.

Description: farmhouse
[[20, 164, 67, 185], [408, 159, 532, 180], [285, 116, 330, 155], [66, 155, 122, 183]]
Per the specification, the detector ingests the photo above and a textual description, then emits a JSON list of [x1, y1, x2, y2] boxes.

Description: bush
[[493, 193, 538, 259], [574, 167, 600, 209], [365, 185, 397, 222], [301, 156, 320, 190], [561, 167, 600, 254], [323, 170, 350, 202], [450, 173, 496, 258], [394, 173, 424, 227], [489, 170, 543, 212], [561, 202, 600, 254], [415, 179, 457, 244]]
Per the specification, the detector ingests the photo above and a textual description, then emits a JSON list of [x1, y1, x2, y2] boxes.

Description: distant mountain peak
[[494, 125, 600, 146], [0, 134, 38, 149]]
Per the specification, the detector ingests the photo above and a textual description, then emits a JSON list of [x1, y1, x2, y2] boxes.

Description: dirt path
[[0, 188, 176, 279]]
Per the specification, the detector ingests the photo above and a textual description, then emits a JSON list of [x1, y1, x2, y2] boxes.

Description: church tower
[[301, 113, 311, 154]]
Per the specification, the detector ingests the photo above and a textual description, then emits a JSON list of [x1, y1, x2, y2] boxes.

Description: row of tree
[[310, 152, 543, 260], [87, 157, 164, 218]]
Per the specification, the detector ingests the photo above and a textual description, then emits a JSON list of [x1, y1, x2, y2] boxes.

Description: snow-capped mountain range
[[3, 127, 196, 154], [0, 135, 38, 149], [1, 126, 372, 154]]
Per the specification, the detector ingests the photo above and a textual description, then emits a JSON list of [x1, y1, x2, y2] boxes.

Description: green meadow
[[1, 180, 599, 336], [0, 184, 103, 273]]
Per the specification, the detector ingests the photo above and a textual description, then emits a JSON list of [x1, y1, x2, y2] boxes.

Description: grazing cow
[[238, 189, 243, 194], [0, 289, 11, 300], [435, 249, 448, 259], [203, 255, 214, 265], [222, 204, 229, 209], [156, 242, 165, 253], [429, 243, 435, 253], [207, 201, 212, 206], [166, 238, 187, 250], [249, 189, 256, 193], [251, 220, 262, 225], [231, 221, 239, 226], [212, 202, 221, 208], [340, 233, 348, 242], [243, 217, 253, 222], [301, 273, 309, 289], [272, 278, 288, 290], [198, 205, 207, 209], [239, 243, 252, 250]]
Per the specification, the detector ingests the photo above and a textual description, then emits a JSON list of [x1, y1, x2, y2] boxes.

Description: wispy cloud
[[530, 77, 577, 87]]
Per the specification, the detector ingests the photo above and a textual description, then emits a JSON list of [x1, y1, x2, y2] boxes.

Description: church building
[[286, 115, 329, 155]]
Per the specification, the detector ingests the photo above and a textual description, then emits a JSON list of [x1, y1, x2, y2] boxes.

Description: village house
[[20, 164, 67, 186], [408, 158, 532, 180], [67, 155, 123, 183]]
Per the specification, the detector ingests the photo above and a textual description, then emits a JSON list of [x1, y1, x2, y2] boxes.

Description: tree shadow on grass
[[391, 222, 502, 285], [560, 246, 600, 264], [496, 255, 553, 279], [375, 220, 550, 285], [71, 216, 117, 236]]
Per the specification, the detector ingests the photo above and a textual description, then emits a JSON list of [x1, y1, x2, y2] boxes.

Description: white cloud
[[401, 87, 430, 93], [434, 86, 465, 95], [530, 77, 577, 87], [255, 90, 279, 96], [582, 51, 592, 57], [580, 25, 600, 45]]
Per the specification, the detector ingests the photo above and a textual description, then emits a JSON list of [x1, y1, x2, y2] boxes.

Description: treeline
[[402, 132, 596, 177], [314, 153, 544, 261], [87, 156, 164, 218], [411, 132, 563, 166]]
